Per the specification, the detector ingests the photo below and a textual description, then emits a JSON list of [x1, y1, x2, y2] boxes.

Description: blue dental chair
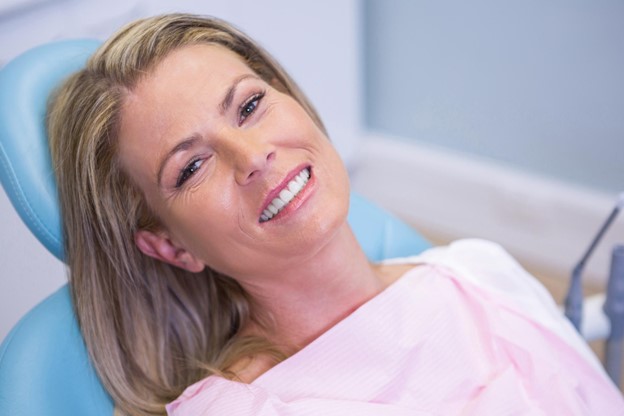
[[0, 40, 431, 415]]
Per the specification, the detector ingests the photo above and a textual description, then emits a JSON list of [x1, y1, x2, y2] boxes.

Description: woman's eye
[[239, 91, 265, 124], [176, 159, 203, 188]]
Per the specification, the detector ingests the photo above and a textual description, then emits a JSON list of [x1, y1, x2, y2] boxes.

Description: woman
[[48, 13, 622, 416]]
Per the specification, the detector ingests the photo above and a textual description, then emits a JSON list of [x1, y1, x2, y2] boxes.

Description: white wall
[[364, 0, 624, 193], [351, 134, 624, 288], [0, 0, 362, 341]]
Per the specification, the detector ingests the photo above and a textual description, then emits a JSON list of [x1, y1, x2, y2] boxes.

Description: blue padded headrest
[[348, 193, 429, 262], [0, 39, 101, 262]]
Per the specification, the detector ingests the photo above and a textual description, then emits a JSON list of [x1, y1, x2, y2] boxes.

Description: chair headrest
[[0, 39, 101, 261]]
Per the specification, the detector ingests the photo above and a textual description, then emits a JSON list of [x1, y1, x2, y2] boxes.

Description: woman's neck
[[240, 223, 385, 351], [230, 223, 416, 383]]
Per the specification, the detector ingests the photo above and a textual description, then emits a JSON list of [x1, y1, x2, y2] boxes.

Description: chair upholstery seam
[[0, 143, 61, 249]]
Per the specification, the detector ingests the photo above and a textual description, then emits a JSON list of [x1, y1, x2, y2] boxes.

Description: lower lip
[[261, 172, 316, 225]]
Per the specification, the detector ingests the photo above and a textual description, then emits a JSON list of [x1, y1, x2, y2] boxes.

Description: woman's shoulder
[[384, 238, 565, 327], [419, 238, 549, 296], [387, 238, 514, 265], [387, 238, 542, 294], [382, 238, 512, 268]]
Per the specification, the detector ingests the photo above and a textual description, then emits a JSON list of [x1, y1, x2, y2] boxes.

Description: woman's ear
[[134, 230, 205, 273]]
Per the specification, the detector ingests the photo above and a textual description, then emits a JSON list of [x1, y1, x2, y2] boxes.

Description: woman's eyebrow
[[219, 74, 259, 115], [157, 136, 200, 187]]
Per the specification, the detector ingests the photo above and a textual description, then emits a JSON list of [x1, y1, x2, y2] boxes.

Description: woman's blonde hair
[[47, 13, 326, 416]]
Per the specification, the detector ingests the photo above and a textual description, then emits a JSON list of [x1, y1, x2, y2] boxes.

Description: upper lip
[[259, 163, 310, 217]]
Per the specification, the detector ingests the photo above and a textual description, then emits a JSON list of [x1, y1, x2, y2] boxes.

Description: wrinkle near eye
[[187, 180, 204, 195], [165, 182, 201, 206]]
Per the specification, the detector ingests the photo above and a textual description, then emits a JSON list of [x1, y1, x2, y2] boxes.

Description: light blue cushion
[[0, 286, 114, 415], [0, 39, 430, 416], [0, 39, 100, 261], [348, 193, 430, 261]]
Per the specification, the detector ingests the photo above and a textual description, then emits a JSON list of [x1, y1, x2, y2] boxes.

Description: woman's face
[[118, 44, 350, 280]]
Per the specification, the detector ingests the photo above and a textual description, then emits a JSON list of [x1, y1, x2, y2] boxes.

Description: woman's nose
[[227, 134, 276, 185]]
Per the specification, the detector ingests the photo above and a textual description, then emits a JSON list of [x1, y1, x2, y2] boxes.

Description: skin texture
[[118, 44, 410, 380]]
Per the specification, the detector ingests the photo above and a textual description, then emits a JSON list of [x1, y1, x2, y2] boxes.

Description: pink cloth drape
[[167, 240, 624, 415]]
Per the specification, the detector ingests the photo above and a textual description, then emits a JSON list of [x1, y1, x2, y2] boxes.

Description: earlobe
[[134, 230, 205, 273], [175, 251, 205, 273]]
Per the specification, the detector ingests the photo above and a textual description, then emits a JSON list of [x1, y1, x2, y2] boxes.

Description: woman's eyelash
[[176, 158, 203, 188], [238, 91, 265, 124]]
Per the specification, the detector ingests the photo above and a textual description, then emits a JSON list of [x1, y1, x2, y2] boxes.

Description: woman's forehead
[[123, 44, 257, 124], [150, 43, 253, 82]]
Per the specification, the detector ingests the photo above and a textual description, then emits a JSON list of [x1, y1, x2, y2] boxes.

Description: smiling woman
[[48, 13, 359, 415], [47, 13, 623, 416]]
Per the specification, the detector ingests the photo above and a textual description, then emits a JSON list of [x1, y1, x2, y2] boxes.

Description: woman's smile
[[259, 166, 312, 223]]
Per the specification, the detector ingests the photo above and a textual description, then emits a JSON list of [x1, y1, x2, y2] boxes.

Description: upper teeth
[[260, 168, 310, 223]]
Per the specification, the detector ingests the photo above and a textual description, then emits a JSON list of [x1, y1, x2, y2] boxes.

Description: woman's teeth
[[260, 168, 310, 223]]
